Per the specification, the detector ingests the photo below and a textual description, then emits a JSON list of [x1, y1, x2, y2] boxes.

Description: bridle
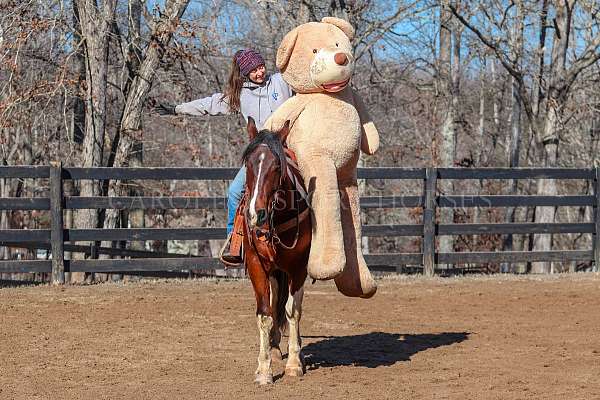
[[245, 145, 303, 254], [247, 177, 302, 253]]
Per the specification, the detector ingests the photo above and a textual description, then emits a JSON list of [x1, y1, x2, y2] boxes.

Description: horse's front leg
[[285, 286, 305, 377], [256, 311, 274, 384], [269, 275, 283, 362], [247, 252, 274, 385]]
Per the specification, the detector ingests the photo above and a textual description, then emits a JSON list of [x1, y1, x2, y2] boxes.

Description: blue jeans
[[227, 166, 246, 235]]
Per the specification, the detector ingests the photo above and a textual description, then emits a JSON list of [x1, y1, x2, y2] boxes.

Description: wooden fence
[[0, 164, 598, 284]]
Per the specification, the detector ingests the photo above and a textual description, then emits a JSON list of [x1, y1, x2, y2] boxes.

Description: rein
[[269, 196, 301, 250], [249, 182, 304, 252]]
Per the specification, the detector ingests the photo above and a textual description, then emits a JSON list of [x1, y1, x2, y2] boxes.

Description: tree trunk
[[501, 75, 523, 271], [100, 0, 145, 269], [476, 58, 486, 169], [109, 0, 190, 168], [437, 1, 460, 268], [531, 0, 549, 120], [532, 103, 560, 273], [474, 58, 485, 267], [102, 0, 191, 252], [71, 0, 117, 283], [531, 1, 571, 274], [127, 0, 145, 259], [71, 0, 85, 144], [502, 1, 524, 273], [490, 60, 500, 148]]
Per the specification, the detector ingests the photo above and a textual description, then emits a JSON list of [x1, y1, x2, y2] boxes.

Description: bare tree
[[436, 0, 463, 265], [450, 0, 600, 273], [71, 0, 117, 282], [102, 0, 191, 241], [501, 0, 524, 272]]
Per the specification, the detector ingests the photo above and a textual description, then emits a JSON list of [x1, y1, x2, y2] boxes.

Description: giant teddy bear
[[264, 17, 380, 298]]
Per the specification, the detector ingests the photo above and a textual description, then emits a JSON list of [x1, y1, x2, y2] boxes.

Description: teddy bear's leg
[[305, 159, 346, 280], [334, 180, 377, 298]]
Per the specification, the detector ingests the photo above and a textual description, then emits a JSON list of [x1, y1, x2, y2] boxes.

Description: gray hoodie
[[174, 73, 293, 130]]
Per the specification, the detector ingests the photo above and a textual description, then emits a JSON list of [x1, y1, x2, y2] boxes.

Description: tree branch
[[447, 3, 537, 133]]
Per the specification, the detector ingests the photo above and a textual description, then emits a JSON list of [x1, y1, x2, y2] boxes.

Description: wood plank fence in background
[[0, 164, 598, 284]]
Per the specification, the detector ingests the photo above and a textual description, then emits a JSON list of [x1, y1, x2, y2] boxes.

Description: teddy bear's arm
[[352, 89, 380, 155], [263, 95, 308, 133]]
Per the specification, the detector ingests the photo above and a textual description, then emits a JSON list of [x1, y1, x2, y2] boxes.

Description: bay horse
[[240, 117, 311, 384]]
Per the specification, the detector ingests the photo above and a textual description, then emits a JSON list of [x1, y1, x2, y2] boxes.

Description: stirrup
[[219, 232, 243, 267]]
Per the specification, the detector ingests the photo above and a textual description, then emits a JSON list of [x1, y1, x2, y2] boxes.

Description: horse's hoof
[[271, 347, 283, 362], [254, 373, 273, 385], [285, 366, 304, 377]]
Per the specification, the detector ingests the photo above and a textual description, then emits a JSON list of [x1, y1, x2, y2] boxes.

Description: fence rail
[[0, 164, 598, 283]]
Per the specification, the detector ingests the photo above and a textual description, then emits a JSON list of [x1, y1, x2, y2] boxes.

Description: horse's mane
[[242, 130, 288, 174]]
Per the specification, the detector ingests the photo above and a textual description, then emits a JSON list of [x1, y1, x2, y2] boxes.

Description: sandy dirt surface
[[1, 273, 599, 400]]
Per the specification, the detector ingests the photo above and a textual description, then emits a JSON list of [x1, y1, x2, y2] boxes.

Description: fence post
[[50, 161, 65, 284], [423, 167, 437, 276], [594, 166, 599, 273]]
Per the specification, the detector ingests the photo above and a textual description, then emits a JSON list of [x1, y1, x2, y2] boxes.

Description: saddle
[[221, 148, 308, 267]]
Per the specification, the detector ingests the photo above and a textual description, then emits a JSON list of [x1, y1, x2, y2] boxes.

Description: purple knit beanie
[[235, 49, 265, 76]]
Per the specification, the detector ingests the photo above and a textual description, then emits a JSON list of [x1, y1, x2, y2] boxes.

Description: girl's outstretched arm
[[175, 93, 231, 116]]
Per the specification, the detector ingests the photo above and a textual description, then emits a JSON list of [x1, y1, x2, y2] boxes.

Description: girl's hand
[[154, 102, 177, 115]]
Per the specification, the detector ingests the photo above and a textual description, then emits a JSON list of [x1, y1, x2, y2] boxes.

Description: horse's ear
[[247, 117, 258, 140], [279, 120, 291, 144]]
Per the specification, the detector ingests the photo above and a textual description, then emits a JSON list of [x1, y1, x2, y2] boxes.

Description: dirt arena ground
[[1, 273, 599, 400]]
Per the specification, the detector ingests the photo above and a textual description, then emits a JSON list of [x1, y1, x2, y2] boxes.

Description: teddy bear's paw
[[307, 252, 345, 280]]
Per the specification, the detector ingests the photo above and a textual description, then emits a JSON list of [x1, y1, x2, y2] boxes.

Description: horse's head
[[242, 117, 290, 231]]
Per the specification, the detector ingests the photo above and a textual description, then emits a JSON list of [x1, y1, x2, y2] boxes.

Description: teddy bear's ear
[[276, 28, 299, 70], [321, 17, 355, 40]]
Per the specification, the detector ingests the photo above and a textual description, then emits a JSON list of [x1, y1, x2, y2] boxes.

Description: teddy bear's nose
[[334, 52, 348, 66]]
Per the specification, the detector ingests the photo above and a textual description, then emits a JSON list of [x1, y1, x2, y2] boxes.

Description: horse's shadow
[[301, 331, 469, 370]]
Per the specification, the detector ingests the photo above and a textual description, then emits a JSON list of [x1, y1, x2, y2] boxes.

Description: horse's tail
[[272, 269, 289, 334]]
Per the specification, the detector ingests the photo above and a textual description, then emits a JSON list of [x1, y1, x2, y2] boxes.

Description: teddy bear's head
[[276, 17, 355, 94]]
